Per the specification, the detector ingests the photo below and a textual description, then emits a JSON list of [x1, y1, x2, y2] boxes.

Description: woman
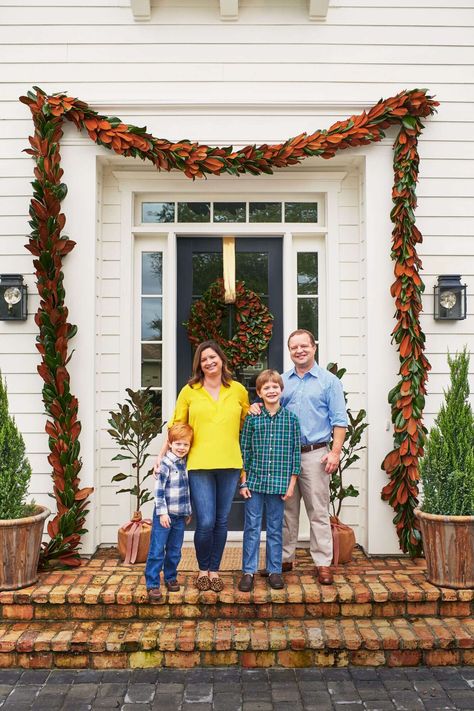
[[163, 340, 249, 592]]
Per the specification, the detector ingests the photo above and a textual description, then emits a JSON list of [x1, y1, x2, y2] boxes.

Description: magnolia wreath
[[185, 278, 274, 370]]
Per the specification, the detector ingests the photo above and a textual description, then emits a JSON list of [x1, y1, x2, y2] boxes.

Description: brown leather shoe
[[147, 587, 162, 602], [268, 573, 284, 589], [260, 561, 293, 577], [165, 579, 180, 592], [238, 574, 254, 592], [317, 566, 334, 585]]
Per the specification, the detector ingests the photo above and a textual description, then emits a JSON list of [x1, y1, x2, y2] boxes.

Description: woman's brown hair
[[188, 340, 233, 388]]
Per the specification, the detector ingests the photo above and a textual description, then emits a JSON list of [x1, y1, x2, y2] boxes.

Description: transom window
[[141, 201, 318, 224]]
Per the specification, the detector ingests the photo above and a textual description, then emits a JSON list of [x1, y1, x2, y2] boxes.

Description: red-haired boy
[[145, 423, 193, 602]]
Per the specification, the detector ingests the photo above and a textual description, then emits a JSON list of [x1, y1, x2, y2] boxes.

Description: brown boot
[[238, 574, 254, 592], [165, 579, 180, 592], [268, 573, 284, 589], [260, 561, 293, 577], [147, 587, 162, 602]]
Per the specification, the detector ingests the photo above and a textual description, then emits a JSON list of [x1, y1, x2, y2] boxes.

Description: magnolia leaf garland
[[185, 279, 274, 370], [20, 86, 438, 562]]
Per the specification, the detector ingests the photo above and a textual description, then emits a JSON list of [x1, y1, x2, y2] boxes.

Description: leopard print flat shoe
[[195, 574, 211, 591], [209, 576, 224, 592]]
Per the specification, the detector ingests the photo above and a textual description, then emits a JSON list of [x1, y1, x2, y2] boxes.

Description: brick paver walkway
[[0, 666, 473, 710]]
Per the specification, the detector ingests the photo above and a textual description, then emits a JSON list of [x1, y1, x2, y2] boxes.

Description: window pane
[[141, 343, 162, 388], [192, 253, 223, 296], [142, 252, 162, 295], [249, 202, 282, 223], [297, 252, 318, 295], [213, 202, 246, 223], [235, 252, 268, 295], [298, 298, 318, 338], [142, 202, 175, 223], [178, 202, 210, 222], [285, 202, 318, 223], [142, 297, 162, 340]]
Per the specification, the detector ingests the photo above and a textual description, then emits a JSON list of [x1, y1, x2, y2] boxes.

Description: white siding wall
[[1, 0, 473, 552]]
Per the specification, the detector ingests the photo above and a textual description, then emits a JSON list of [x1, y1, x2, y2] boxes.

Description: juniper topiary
[[420, 348, 474, 516], [0, 371, 34, 519]]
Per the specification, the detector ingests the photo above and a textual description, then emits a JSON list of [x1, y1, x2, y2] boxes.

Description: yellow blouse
[[169, 380, 250, 471]]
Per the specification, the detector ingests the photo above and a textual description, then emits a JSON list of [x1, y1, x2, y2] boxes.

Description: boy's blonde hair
[[168, 423, 193, 444], [255, 369, 284, 393]]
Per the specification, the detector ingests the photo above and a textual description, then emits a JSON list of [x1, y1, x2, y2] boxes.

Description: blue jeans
[[242, 491, 285, 574], [188, 468, 240, 571], [144, 511, 186, 589]]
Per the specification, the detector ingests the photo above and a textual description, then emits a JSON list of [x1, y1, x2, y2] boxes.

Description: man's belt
[[301, 442, 328, 453]]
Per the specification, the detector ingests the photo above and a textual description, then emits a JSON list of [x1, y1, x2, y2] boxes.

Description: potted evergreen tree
[[108, 388, 163, 564], [415, 348, 474, 588], [0, 372, 50, 590]]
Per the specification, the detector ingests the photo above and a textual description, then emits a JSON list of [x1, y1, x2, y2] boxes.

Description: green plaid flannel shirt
[[240, 406, 301, 495]]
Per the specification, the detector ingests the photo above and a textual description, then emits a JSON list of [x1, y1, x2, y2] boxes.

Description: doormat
[[178, 545, 266, 572], [92, 544, 266, 571]]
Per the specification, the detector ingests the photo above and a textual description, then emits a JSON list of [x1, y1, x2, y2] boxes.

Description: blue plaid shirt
[[154, 451, 192, 517]]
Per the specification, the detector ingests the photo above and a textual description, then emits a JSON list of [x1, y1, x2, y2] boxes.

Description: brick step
[[0, 617, 472, 669], [1, 571, 472, 621]]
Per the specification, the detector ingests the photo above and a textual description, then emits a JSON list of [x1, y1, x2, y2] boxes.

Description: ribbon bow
[[121, 511, 152, 564]]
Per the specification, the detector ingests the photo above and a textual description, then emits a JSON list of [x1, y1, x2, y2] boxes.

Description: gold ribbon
[[223, 236, 236, 303]]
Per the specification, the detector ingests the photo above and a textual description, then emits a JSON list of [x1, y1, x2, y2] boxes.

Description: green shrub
[[420, 348, 474, 516], [0, 371, 35, 519]]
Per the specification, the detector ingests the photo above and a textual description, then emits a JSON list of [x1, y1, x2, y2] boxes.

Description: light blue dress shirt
[[280, 363, 348, 445]]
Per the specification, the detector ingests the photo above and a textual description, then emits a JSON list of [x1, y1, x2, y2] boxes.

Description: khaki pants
[[282, 447, 333, 567]]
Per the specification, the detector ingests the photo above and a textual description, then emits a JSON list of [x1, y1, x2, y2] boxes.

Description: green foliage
[[108, 388, 164, 512], [327, 363, 368, 517], [420, 348, 474, 516], [0, 372, 35, 520]]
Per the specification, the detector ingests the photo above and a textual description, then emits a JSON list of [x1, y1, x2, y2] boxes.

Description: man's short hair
[[168, 423, 193, 443], [287, 329, 316, 348], [255, 369, 284, 392]]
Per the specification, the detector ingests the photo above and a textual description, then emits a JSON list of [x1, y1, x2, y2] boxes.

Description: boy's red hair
[[168, 423, 193, 443]]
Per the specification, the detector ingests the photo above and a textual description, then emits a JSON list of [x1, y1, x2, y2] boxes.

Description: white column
[[60, 141, 100, 555], [364, 144, 402, 555]]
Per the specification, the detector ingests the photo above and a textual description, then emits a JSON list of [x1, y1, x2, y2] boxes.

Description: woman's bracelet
[[239, 482, 249, 489]]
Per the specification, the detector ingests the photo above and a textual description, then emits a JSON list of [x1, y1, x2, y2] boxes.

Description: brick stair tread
[[0, 616, 472, 655], [1, 572, 473, 607]]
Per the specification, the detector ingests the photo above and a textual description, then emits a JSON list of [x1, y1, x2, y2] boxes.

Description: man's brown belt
[[301, 442, 328, 453]]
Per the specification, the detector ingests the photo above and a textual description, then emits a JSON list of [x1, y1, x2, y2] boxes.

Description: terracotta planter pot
[[415, 508, 474, 589], [0, 505, 50, 591]]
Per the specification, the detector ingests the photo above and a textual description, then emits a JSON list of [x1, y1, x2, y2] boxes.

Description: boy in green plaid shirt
[[238, 369, 301, 592]]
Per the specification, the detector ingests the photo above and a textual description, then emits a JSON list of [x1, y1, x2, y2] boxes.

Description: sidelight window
[[140, 252, 163, 412]]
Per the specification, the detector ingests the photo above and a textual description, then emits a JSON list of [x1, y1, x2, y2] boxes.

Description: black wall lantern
[[434, 274, 467, 321], [0, 274, 28, 321]]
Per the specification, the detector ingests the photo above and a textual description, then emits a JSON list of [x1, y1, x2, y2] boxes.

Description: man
[[256, 329, 347, 585]]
